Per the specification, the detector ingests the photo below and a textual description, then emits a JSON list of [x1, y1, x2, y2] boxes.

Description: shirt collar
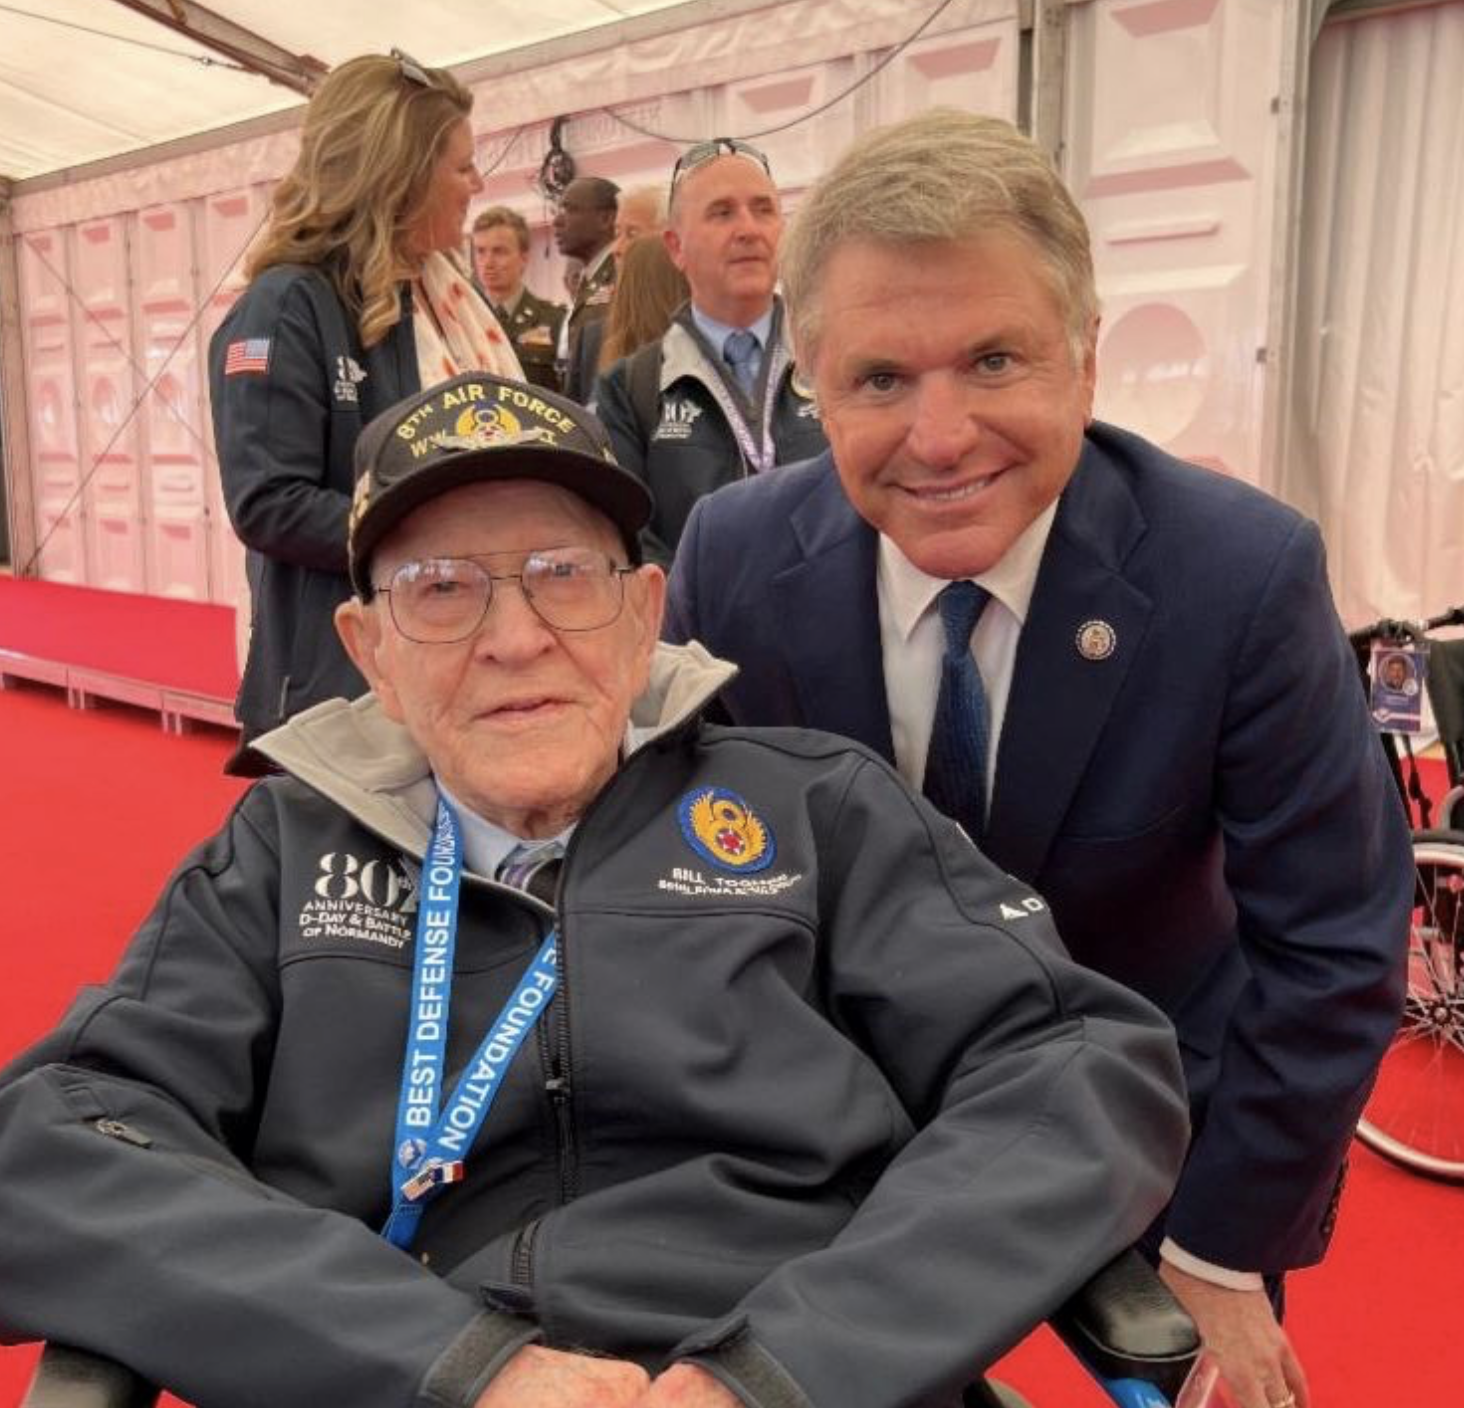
[[581, 243, 614, 284], [436, 780, 574, 879], [878, 499, 1059, 643], [689, 302, 774, 356]]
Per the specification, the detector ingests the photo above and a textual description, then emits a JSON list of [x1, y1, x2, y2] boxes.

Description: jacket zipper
[[509, 1216, 540, 1289], [542, 879, 578, 1207], [94, 1118, 152, 1148], [533, 736, 671, 1212], [533, 1011, 576, 1207], [504, 723, 699, 1281]]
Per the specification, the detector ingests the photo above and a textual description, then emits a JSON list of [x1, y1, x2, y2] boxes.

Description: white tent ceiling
[[0, 0, 701, 182]]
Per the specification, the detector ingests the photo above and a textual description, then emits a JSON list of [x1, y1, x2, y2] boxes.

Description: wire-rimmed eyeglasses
[[668, 137, 771, 206], [372, 547, 635, 643]]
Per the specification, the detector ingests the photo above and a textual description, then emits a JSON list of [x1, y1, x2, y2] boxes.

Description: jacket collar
[[253, 641, 736, 863], [660, 295, 788, 394]]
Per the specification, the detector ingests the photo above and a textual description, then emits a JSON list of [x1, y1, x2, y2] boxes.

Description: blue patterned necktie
[[496, 840, 565, 907], [922, 581, 992, 842], [723, 328, 759, 396]]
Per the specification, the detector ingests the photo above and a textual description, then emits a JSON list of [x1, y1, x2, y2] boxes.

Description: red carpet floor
[[1, 686, 1460, 1407], [0, 577, 238, 699]]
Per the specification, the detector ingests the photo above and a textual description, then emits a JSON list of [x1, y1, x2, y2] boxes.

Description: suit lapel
[[984, 450, 1154, 882], [770, 464, 894, 758]]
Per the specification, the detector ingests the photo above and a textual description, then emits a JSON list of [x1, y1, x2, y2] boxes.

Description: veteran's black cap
[[347, 372, 653, 596]]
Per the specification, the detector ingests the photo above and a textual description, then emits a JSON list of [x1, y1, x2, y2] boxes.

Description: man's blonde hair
[[473, 206, 531, 254], [781, 109, 1098, 365], [247, 54, 473, 347]]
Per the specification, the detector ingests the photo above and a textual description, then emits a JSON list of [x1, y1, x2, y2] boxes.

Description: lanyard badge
[[1370, 639, 1428, 733], [381, 796, 559, 1252]]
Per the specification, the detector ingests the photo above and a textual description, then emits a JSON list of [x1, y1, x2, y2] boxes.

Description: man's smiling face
[[807, 229, 1096, 580]]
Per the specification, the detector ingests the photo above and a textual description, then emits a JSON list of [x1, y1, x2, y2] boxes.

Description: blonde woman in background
[[596, 236, 691, 374], [209, 50, 520, 773]]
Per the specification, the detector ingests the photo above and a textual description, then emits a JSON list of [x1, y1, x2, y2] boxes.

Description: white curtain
[[1280, 1, 1464, 627]]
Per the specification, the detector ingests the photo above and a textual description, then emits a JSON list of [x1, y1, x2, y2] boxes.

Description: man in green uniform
[[470, 207, 566, 394]]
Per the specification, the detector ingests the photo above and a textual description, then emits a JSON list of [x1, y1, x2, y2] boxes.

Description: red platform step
[[0, 576, 239, 733]]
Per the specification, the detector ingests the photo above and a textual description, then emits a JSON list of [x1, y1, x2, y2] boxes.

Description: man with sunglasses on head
[[595, 138, 827, 567], [0, 372, 1187, 1408]]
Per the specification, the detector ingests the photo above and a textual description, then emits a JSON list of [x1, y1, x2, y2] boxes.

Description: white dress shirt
[[437, 782, 573, 881], [433, 717, 651, 881], [877, 502, 1057, 805]]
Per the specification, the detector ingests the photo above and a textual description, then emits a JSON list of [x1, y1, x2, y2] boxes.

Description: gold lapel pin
[[1075, 620, 1117, 661]]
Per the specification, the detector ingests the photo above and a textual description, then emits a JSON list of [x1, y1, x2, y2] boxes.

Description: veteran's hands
[[474, 1350, 743, 1408], [637, 1362, 743, 1407], [474, 1345, 649, 1407], [1160, 1263, 1309, 1408]]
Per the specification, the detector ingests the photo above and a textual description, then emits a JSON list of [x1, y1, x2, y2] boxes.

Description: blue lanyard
[[381, 796, 559, 1252]]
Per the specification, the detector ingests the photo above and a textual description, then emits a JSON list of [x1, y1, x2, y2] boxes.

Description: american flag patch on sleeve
[[224, 337, 272, 376]]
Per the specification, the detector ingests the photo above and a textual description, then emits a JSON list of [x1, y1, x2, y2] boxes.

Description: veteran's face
[[807, 231, 1096, 580], [338, 480, 664, 839]]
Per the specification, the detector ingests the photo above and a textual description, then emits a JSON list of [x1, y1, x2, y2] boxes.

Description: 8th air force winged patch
[[678, 787, 775, 873]]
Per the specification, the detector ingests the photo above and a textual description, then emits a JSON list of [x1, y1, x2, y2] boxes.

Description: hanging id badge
[[381, 795, 558, 1252], [1370, 639, 1428, 734]]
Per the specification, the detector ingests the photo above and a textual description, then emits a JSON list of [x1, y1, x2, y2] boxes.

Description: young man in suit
[[664, 108, 1413, 1408]]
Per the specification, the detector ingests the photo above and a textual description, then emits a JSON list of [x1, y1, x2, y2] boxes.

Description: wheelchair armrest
[[1050, 1249, 1201, 1403], [21, 1344, 159, 1408]]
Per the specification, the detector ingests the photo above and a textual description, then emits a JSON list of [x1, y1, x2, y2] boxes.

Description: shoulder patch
[[678, 787, 775, 873], [224, 337, 271, 376]]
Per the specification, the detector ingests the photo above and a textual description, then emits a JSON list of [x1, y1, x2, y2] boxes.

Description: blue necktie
[[496, 840, 565, 906], [922, 581, 992, 842], [723, 329, 759, 396]]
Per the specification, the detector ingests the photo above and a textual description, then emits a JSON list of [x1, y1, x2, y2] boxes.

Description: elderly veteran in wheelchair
[[0, 373, 1189, 1408]]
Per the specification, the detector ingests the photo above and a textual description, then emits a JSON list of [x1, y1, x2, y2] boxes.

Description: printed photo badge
[[1370, 639, 1427, 733]]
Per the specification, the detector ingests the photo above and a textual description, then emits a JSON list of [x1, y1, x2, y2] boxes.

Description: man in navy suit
[[664, 109, 1412, 1408]]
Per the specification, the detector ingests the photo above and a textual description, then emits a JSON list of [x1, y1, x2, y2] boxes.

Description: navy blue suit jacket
[[665, 421, 1412, 1273]]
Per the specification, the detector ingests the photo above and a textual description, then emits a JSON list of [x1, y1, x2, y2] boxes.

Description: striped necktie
[[496, 840, 565, 907], [921, 580, 992, 842]]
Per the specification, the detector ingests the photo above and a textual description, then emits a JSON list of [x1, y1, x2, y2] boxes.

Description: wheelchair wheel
[[1356, 835, 1464, 1181]]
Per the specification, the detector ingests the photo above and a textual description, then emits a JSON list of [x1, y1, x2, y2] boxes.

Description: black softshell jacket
[[594, 300, 828, 566], [0, 646, 1187, 1408], [208, 264, 419, 734]]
